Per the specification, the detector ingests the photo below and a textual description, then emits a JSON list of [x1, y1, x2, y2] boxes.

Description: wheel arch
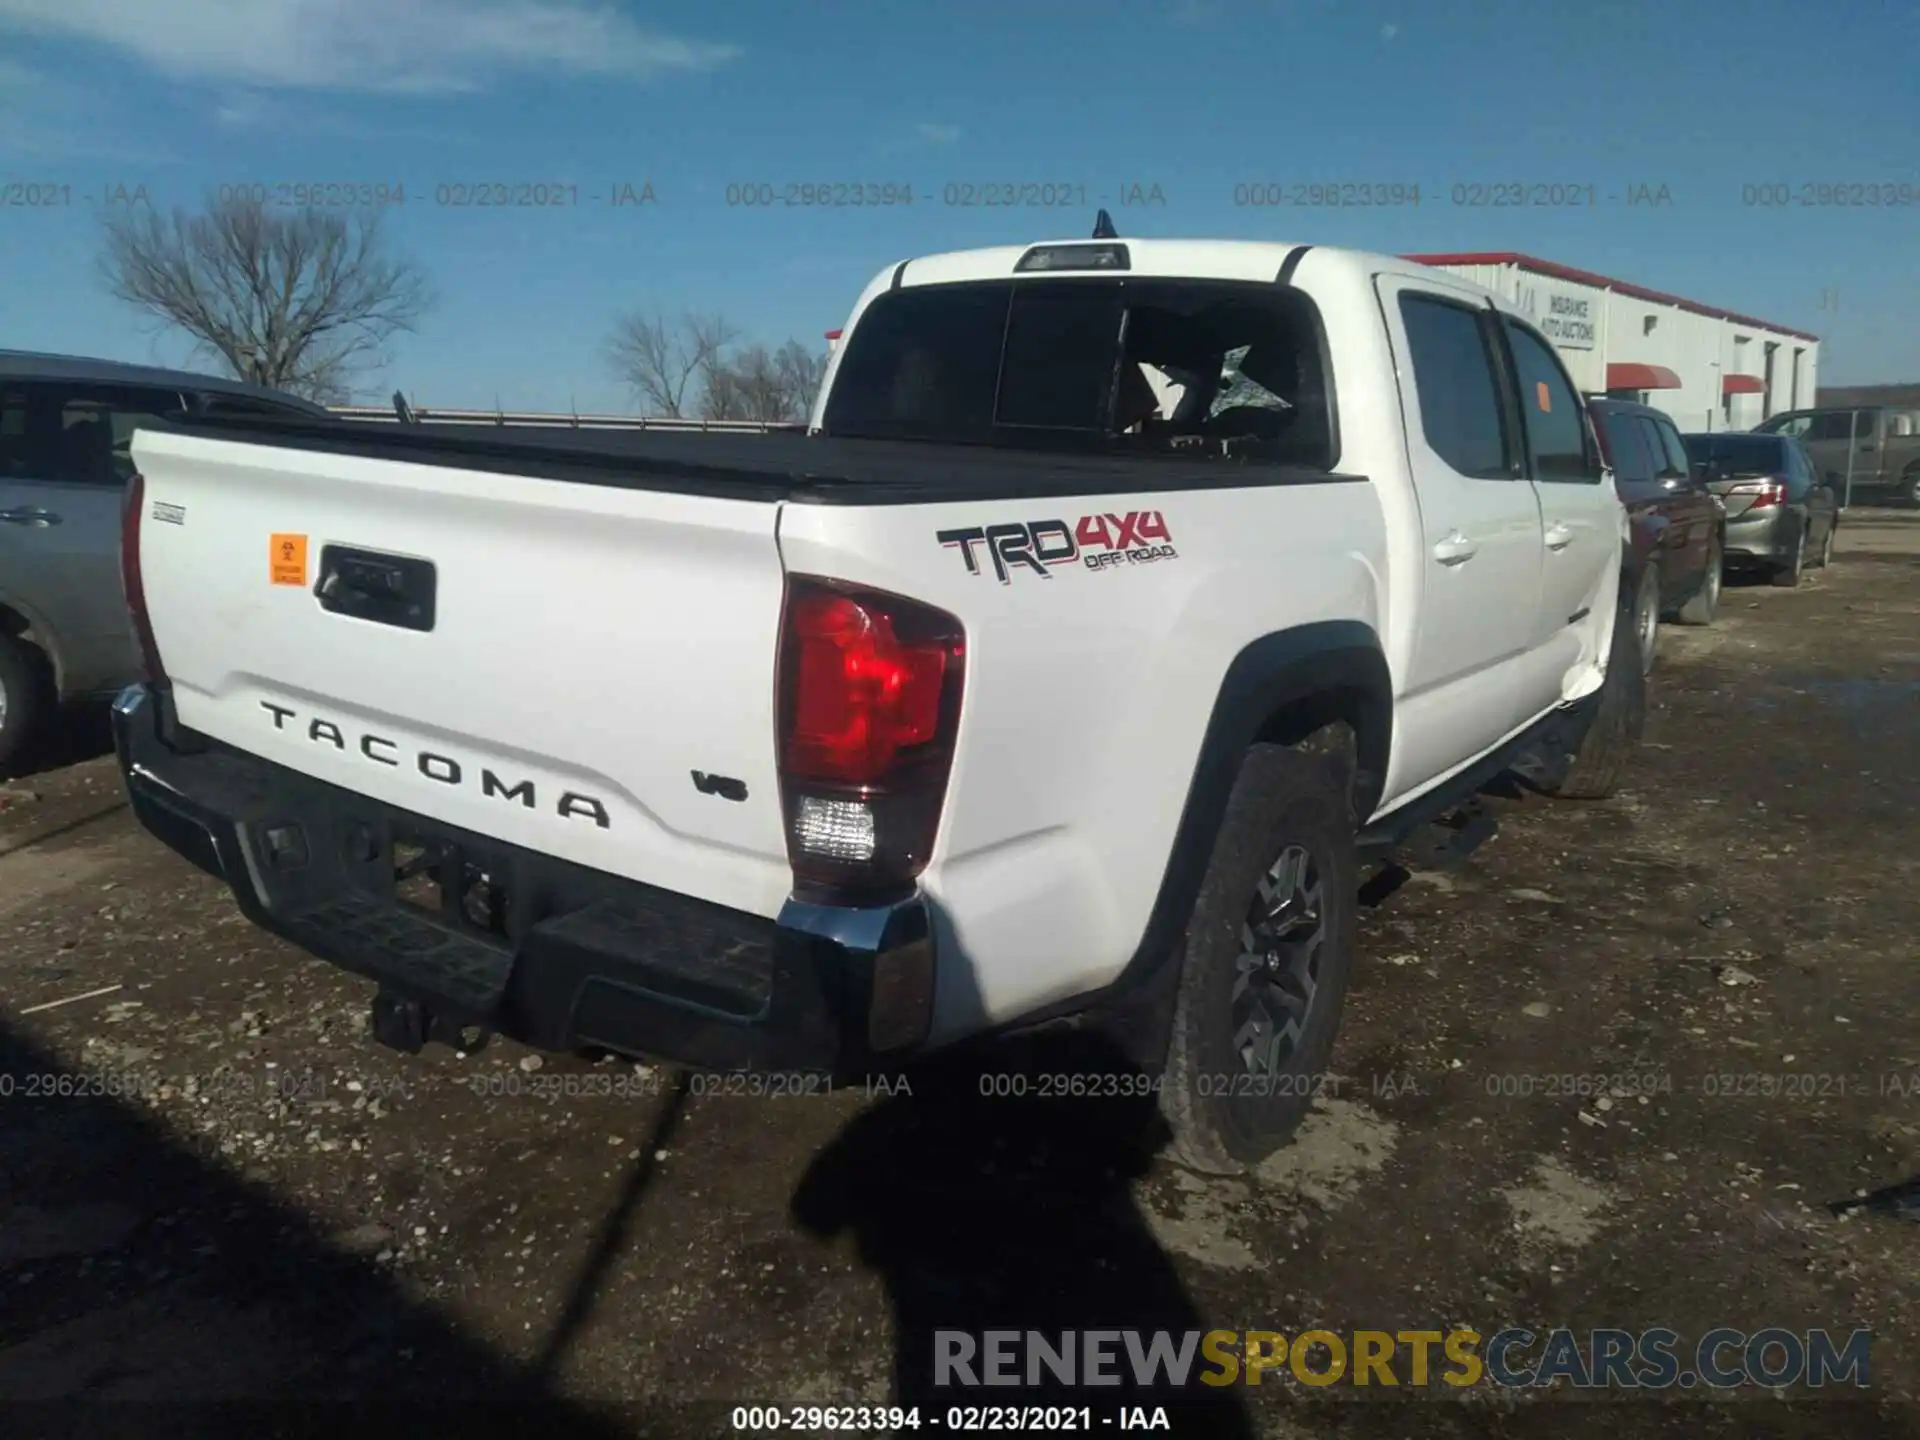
[[0, 596, 66, 696], [993, 620, 1392, 1064], [1122, 620, 1389, 988]]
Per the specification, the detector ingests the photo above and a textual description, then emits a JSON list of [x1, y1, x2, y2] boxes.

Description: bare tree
[[772, 338, 830, 418], [699, 338, 830, 423], [699, 343, 778, 423], [99, 194, 431, 403], [605, 308, 737, 418], [698, 353, 752, 422]]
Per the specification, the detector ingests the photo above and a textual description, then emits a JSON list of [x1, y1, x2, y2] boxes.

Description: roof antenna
[[1092, 208, 1118, 239], [391, 389, 417, 424]]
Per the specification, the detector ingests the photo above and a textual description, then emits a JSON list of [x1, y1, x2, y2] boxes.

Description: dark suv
[[0, 351, 328, 765], [1586, 398, 1724, 676]]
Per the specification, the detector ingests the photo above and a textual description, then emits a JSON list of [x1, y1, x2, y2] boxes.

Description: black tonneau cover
[[140, 411, 1365, 506]]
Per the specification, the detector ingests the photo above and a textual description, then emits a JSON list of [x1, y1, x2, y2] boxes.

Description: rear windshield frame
[[1681, 433, 1790, 473], [821, 276, 1341, 470]]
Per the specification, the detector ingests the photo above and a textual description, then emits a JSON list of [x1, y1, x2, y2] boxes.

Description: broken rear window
[[821, 278, 1337, 469]]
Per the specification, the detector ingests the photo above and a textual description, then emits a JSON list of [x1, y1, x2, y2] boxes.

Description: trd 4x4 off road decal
[[937, 510, 1178, 583]]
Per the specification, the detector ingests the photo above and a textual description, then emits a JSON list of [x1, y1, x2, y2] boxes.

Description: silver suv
[[0, 352, 328, 765]]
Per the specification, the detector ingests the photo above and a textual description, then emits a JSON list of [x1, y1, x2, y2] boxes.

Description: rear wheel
[[1160, 743, 1357, 1175], [1534, 589, 1645, 802], [1630, 564, 1660, 677], [1904, 466, 1920, 508], [1675, 539, 1722, 625], [1769, 525, 1805, 588], [0, 634, 47, 771]]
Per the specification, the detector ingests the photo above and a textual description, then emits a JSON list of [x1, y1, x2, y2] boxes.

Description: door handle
[[1543, 522, 1574, 551], [0, 506, 62, 526], [315, 545, 438, 632], [1432, 531, 1478, 566]]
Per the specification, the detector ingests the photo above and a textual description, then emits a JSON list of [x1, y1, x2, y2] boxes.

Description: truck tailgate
[[129, 426, 794, 920]]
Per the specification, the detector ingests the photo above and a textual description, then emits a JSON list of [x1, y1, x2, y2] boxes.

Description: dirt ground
[[3, 512, 1918, 1439]]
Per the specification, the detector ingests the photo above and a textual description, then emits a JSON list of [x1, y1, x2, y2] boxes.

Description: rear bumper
[[1723, 509, 1794, 562], [112, 684, 935, 1078]]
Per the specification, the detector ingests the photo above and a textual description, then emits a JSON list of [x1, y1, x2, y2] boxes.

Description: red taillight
[[786, 593, 947, 781], [777, 577, 965, 897], [120, 471, 166, 683], [1729, 479, 1787, 510]]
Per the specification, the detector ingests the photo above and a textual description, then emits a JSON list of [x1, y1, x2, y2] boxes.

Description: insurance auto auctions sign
[[1521, 277, 1600, 350]]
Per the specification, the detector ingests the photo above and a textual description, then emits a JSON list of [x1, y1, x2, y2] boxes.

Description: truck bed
[[141, 411, 1365, 505]]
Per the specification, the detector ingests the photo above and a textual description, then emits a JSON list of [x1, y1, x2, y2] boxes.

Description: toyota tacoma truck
[[114, 235, 1642, 1173]]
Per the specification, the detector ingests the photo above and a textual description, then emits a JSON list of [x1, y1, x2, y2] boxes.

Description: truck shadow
[[0, 1016, 636, 1437], [0, 699, 115, 782], [791, 1031, 1256, 1437]]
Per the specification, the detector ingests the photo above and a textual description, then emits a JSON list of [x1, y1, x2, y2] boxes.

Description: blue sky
[[1, 0, 1914, 411]]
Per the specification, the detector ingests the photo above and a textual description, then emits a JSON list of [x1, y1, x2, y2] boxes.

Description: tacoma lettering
[[258, 700, 609, 828]]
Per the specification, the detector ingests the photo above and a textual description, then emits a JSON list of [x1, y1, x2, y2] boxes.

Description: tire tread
[[1161, 743, 1357, 1174], [0, 635, 46, 770]]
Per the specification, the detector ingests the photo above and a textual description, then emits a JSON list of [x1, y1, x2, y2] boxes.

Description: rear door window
[[1597, 409, 1654, 482], [1502, 319, 1599, 482], [1651, 417, 1692, 477], [1806, 411, 1864, 441], [55, 386, 189, 486], [1397, 293, 1513, 481], [1633, 416, 1685, 478]]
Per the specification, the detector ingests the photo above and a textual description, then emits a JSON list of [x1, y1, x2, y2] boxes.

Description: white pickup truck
[[115, 234, 1640, 1172]]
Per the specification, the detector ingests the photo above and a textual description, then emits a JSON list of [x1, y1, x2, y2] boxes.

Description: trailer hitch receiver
[[369, 990, 492, 1055]]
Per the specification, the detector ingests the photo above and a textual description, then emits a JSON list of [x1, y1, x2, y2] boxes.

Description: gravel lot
[[3, 511, 1918, 1438]]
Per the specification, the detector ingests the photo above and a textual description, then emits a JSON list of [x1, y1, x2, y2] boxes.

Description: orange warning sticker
[[270, 533, 308, 586], [1536, 381, 1553, 413]]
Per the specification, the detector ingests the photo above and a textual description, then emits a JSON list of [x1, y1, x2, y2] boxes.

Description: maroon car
[[1587, 398, 1724, 675]]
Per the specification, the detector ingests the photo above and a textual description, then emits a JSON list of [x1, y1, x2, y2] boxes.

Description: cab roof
[[885, 237, 1492, 299], [0, 349, 330, 414]]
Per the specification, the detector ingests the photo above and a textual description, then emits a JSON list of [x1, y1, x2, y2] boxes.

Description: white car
[[114, 235, 1637, 1172]]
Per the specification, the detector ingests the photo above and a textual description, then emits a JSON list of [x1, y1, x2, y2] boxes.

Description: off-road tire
[[1630, 563, 1660, 677], [1769, 525, 1805, 588], [1535, 591, 1645, 802], [1674, 538, 1721, 626], [1160, 742, 1358, 1175], [0, 634, 46, 771], [1904, 466, 1920, 509]]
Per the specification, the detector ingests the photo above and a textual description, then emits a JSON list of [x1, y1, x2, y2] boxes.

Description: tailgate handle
[[315, 545, 437, 632]]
